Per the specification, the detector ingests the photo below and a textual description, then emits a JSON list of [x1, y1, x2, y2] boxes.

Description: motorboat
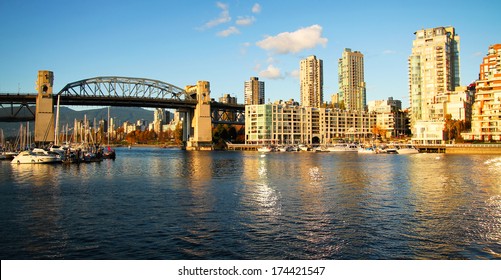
[[257, 146, 272, 152], [102, 146, 116, 159], [327, 143, 359, 152], [11, 148, 62, 164], [298, 144, 310, 151], [397, 145, 419, 154], [358, 146, 376, 154], [1, 151, 18, 160]]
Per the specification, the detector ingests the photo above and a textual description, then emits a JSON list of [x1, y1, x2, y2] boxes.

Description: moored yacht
[[11, 148, 62, 164], [397, 145, 419, 154], [257, 146, 272, 152], [327, 143, 359, 152]]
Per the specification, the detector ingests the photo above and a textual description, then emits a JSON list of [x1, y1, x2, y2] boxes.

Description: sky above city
[[1, 0, 500, 109]]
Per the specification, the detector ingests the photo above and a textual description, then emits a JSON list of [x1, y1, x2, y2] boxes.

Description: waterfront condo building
[[338, 48, 366, 111], [300, 55, 323, 107], [368, 97, 409, 139], [245, 103, 376, 145], [409, 26, 460, 124], [244, 77, 265, 105], [463, 44, 501, 142], [408, 26, 461, 143]]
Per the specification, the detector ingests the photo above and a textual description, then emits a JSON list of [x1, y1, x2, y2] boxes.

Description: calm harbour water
[[1, 147, 500, 259]]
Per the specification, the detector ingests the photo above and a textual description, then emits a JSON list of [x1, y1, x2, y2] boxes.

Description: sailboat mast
[[107, 106, 110, 146], [54, 94, 61, 145]]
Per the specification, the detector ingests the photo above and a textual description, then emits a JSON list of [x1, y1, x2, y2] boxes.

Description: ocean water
[[1, 147, 500, 259]]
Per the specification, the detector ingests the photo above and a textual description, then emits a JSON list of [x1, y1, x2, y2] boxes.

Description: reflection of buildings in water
[[183, 152, 215, 214], [405, 154, 501, 256], [11, 164, 60, 188], [241, 155, 281, 218], [479, 156, 501, 192]]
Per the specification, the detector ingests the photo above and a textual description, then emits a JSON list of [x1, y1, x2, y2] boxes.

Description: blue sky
[[1, 0, 500, 108]]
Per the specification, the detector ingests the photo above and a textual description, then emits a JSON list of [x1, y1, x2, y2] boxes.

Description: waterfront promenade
[[227, 142, 501, 154]]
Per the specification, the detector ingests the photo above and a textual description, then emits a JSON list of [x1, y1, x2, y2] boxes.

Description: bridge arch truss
[[57, 76, 197, 108]]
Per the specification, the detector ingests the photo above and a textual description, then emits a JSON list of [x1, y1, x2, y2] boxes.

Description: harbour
[[1, 147, 500, 259]]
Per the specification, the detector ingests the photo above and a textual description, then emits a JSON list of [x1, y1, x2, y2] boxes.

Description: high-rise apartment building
[[244, 77, 265, 105], [300, 55, 323, 107], [463, 44, 501, 141], [338, 48, 366, 111], [408, 26, 460, 126]]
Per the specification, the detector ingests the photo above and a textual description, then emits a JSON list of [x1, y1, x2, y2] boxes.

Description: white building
[[408, 26, 460, 132], [245, 104, 376, 145]]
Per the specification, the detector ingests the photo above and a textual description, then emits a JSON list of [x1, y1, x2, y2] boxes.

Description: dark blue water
[[1, 148, 500, 259]]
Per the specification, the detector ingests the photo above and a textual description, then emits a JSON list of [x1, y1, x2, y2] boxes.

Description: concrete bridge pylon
[[34, 70, 55, 144], [184, 81, 212, 150]]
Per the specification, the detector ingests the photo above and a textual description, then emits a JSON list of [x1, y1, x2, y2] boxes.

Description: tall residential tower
[[463, 44, 501, 141], [408, 26, 460, 127], [338, 48, 366, 111], [300, 55, 323, 107], [244, 77, 265, 105]]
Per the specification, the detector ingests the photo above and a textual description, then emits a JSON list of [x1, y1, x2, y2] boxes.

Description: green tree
[[174, 123, 183, 145]]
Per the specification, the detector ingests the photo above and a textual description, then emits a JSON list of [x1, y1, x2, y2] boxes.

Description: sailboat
[[102, 107, 116, 159]]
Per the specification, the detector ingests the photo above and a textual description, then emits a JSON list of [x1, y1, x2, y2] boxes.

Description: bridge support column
[[185, 81, 212, 150], [34, 70, 55, 144]]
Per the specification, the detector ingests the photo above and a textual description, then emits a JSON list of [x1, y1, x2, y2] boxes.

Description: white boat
[[298, 144, 310, 151], [327, 143, 359, 152], [257, 146, 272, 152], [276, 146, 287, 152], [358, 146, 376, 154], [397, 145, 419, 154], [11, 149, 62, 164]]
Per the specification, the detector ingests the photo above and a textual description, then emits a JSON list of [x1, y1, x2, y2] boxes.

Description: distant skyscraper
[[338, 48, 366, 111], [408, 26, 460, 126], [300, 55, 323, 107], [244, 77, 265, 105]]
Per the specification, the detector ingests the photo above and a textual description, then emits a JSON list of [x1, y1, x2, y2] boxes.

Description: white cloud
[[217, 26, 240, 37], [200, 2, 231, 30], [289, 69, 299, 79], [256, 25, 328, 54], [236, 16, 256, 26], [259, 64, 283, 79], [240, 42, 251, 54], [252, 3, 262, 13]]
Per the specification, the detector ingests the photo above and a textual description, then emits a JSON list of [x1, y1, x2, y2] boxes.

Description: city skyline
[[0, 0, 500, 109]]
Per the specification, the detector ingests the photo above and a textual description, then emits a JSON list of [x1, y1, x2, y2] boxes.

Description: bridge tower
[[34, 70, 55, 144], [184, 81, 212, 150]]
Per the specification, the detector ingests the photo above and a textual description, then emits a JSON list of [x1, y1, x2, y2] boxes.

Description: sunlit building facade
[[300, 55, 323, 107], [338, 48, 366, 111], [245, 104, 376, 145], [368, 97, 408, 138], [463, 44, 501, 141], [408, 26, 460, 128], [244, 77, 264, 105]]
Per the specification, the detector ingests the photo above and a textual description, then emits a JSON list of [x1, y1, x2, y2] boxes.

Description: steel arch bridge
[[57, 76, 198, 108], [0, 76, 244, 124]]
